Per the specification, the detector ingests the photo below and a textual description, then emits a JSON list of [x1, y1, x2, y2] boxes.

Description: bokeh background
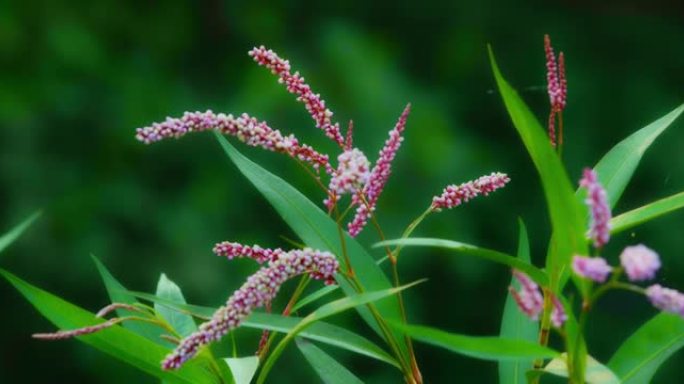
[[2, 0, 683, 382]]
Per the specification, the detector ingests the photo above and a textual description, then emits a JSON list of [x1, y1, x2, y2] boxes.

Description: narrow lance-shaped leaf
[[610, 191, 684, 235], [375, 237, 548, 286], [0, 211, 41, 256], [0, 269, 220, 384], [499, 219, 539, 384], [488, 47, 587, 290], [214, 133, 407, 354], [608, 313, 684, 383], [155, 273, 197, 337], [296, 338, 364, 384]]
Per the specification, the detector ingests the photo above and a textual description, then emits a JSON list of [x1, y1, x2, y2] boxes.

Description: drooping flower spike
[[431, 172, 510, 211], [646, 284, 684, 318], [509, 270, 566, 327], [572, 255, 612, 283], [136, 110, 331, 172], [620, 244, 661, 282], [544, 34, 567, 148], [580, 168, 611, 249], [249, 46, 345, 148], [347, 104, 411, 237], [162, 247, 339, 370]]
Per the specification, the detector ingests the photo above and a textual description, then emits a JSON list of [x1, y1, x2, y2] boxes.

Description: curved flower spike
[[431, 172, 510, 211]]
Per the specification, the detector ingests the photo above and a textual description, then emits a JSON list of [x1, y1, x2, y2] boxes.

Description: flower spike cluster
[[324, 148, 371, 209], [249, 46, 345, 148], [431, 172, 510, 211], [544, 34, 567, 148], [509, 270, 565, 327], [580, 168, 611, 249], [347, 104, 411, 237], [135, 110, 330, 171], [162, 246, 339, 370]]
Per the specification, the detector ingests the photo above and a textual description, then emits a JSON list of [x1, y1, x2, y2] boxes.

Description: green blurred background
[[2, 0, 683, 382]]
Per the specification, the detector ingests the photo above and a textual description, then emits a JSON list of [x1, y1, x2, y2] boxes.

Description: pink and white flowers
[[544, 34, 567, 148], [620, 244, 661, 282], [580, 168, 611, 249], [572, 255, 612, 283], [509, 270, 565, 327], [325, 148, 371, 209], [646, 284, 684, 317], [431, 172, 510, 211]]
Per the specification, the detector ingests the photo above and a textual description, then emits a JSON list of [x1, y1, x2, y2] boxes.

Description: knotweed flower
[[551, 296, 567, 328], [620, 244, 661, 282], [248, 46, 345, 148], [544, 34, 567, 147], [33, 318, 121, 340], [213, 241, 285, 264], [580, 168, 611, 249], [646, 284, 684, 317], [136, 110, 330, 171], [162, 248, 339, 370], [572, 255, 612, 283], [347, 104, 411, 237], [509, 270, 544, 321], [431, 172, 510, 211], [325, 148, 371, 209]]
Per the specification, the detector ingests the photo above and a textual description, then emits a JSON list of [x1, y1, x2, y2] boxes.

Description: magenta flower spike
[[248, 46, 345, 148], [347, 104, 411, 237], [572, 255, 612, 283], [213, 241, 286, 264], [646, 284, 684, 317], [620, 244, 661, 282], [509, 270, 544, 321], [544, 34, 567, 148], [324, 148, 371, 210], [431, 172, 510, 211], [136, 110, 330, 171], [162, 248, 339, 370], [580, 168, 611, 249]]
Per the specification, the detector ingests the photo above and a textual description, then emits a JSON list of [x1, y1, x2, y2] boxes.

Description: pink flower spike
[[213, 242, 286, 264], [33, 318, 120, 340], [135, 110, 330, 172], [580, 168, 611, 249], [248, 46, 345, 148], [646, 284, 684, 317], [558, 52, 567, 110], [509, 270, 544, 321], [431, 172, 510, 211], [162, 248, 339, 370], [544, 35, 565, 111], [620, 244, 661, 282], [347, 104, 411, 237], [572, 255, 612, 283], [324, 148, 371, 210], [551, 296, 567, 328]]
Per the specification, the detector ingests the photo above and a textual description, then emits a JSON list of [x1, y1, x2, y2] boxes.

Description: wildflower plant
[[2, 36, 684, 384]]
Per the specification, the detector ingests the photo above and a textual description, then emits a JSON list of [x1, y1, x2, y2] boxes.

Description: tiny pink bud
[[620, 244, 661, 282]]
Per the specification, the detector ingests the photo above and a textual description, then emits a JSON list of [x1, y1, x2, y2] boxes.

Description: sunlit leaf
[[375, 237, 547, 286], [610, 191, 684, 235], [155, 273, 197, 337], [608, 313, 684, 383], [499, 219, 539, 384], [224, 356, 259, 384], [488, 47, 587, 290], [390, 322, 558, 361], [544, 353, 620, 384], [0, 269, 220, 384], [296, 338, 364, 384], [0, 211, 41, 256]]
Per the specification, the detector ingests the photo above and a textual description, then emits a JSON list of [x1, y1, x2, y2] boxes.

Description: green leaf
[[257, 281, 422, 384], [91, 255, 168, 345], [291, 285, 339, 312], [390, 322, 559, 361], [488, 47, 587, 290], [127, 290, 399, 368], [592, 104, 684, 209], [155, 273, 197, 337], [0, 211, 41, 256], [610, 191, 684, 235], [296, 338, 364, 384], [214, 133, 406, 352], [224, 357, 259, 384], [0, 269, 219, 384], [499, 219, 539, 384], [375, 237, 548, 286], [608, 313, 684, 383], [545, 353, 620, 384]]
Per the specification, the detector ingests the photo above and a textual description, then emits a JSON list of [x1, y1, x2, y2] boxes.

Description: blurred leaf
[[390, 322, 559, 361], [127, 290, 399, 368], [499, 219, 539, 384], [91, 255, 168, 345], [257, 282, 422, 383], [544, 353, 620, 384], [155, 273, 197, 337], [488, 47, 587, 290], [296, 338, 364, 384], [592, 104, 684, 208], [564, 300, 588, 383], [224, 357, 259, 384], [610, 191, 684, 235], [375, 237, 547, 286], [0, 211, 41, 256], [214, 133, 406, 353], [608, 313, 684, 383], [0, 269, 219, 384], [291, 285, 339, 312]]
